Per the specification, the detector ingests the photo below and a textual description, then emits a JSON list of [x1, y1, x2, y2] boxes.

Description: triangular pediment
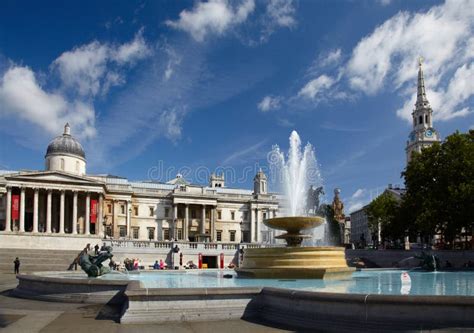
[[5, 171, 104, 186]]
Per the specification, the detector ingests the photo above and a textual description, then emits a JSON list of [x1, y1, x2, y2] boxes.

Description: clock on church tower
[[406, 58, 440, 165]]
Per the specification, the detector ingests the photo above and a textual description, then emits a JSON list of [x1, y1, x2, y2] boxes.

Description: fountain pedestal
[[235, 217, 354, 279]]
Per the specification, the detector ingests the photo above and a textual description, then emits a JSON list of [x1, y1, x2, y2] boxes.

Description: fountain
[[236, 131, 354, 279]]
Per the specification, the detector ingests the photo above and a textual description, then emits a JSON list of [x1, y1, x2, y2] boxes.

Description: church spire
[[416, 57, 429, 107]]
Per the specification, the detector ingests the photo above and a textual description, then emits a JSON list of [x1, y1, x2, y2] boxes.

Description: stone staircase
[[0, 248, 81, 273]]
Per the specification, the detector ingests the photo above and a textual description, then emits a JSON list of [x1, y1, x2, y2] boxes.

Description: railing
[[105, 239, 263, 252]]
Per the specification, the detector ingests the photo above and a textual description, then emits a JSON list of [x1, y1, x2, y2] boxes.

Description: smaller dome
[[45, 123, 85, 159]]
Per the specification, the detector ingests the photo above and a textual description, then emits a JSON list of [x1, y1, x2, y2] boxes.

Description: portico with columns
[[0, 172, 105, 236]]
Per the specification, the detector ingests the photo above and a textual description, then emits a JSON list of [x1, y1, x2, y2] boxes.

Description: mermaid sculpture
[[79, 245, 114, 277]]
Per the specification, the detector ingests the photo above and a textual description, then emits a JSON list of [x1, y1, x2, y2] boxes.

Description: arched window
[[425, 115, 429, 124], [419, 115, 423, 125], [60, 158, 65, 171]]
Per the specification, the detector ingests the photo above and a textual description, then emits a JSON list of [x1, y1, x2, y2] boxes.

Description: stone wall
[[346, 249, 474, 268]]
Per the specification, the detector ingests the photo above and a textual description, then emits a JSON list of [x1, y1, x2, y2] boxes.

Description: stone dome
[[45, 123, 85, 160]]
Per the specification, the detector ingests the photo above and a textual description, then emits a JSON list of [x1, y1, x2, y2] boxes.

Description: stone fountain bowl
[[263, 216, 325, 233]]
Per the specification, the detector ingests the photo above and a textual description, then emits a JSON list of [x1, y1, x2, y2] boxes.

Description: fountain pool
[[22, 269, 474, 296]]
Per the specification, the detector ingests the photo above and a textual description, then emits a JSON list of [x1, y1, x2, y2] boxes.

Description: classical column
[[200, 205, 206, 235], [250, 206, 255, 243], [33, 188, 39, 233], [59, 190, 65, 234], [5, 187, 11, 232], [172, 204, 178, 240], [256, 209, 261, 243], [72, 191, 78, 234], [98, 194, 103, 237], [210, 207, 216, 242], [184, 204, 189, 241], [46, 190, 52, 233], [19, 187, 25, 232], [85, 192, 90, 235], [126, 200, 130, 238]]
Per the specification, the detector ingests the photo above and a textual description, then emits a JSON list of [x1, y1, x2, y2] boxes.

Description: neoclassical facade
[[0, 124, 279, 244]]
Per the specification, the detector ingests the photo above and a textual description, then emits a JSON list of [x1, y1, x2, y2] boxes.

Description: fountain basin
[[236, 246, 355, 279]]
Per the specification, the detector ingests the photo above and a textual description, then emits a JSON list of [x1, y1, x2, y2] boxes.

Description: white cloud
[[298, 74, 335, 100], [377, 0, 391, 6], [0, 30, 150, 145], [163, 45, 182, 81], [166, 0, 255, 42], [259, 0, 297, 42], [351, 188, 366, 199], [319, 49, 342, 68], [345, 0, 474, 121], [158, 108, 184, 142], [258, 95, 281, 112], [0, 66, 95, 138], [222, 140, 267, 165], [53, 30, 150, 96]]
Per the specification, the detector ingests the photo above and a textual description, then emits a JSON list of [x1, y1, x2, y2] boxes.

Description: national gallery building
[[0, 124, 279, 248]]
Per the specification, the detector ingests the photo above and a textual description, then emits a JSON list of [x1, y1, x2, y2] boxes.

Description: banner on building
[[11, 195, 19, 220], [90, 199, 98, 224]]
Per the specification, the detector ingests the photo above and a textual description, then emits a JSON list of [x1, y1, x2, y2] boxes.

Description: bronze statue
[[332, 188, 345, 222], [79, 245, 114, 277], [307, 185, 324, 215]]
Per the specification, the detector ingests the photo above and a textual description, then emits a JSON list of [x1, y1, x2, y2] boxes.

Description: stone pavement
[[0, 273, 288, 333]]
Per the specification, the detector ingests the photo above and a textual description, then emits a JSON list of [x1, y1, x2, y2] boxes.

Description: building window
[[177, 229, 183, 240], [217, 211, 222, 220], [106, 226, 112, 237], [60, 158, 65, 170], [147, 227, 155, 240], [419, 115, 423, 125], [120, 205, 125, 215], [216, 230, 222, 242], [165, 208, 170, 218], [163, 228, 170, 240], [133, 206, 139, 216], [132, 227, 139, 239], [243, 211, 248, 221], [107, 204, 112, 214], [263, 212, 267, 220], [191, 209, 196, 219], [229, 230, 236, 242], [231, 211, 235, 220], [119, 226, 126, 237], [149, 207, 154, 217]]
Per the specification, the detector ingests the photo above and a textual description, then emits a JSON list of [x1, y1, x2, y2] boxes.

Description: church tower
[[406, 58, 440, 164]]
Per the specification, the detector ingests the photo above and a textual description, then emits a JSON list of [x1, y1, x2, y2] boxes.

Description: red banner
[[11, 195, 19, 220], [90, 199, 98, 224], [198, 253, 202, 269], [220, 253, 224, 269]]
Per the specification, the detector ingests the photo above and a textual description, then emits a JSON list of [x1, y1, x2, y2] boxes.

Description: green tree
[[365, 192, 404, 242], [402, 130, 474, 248]]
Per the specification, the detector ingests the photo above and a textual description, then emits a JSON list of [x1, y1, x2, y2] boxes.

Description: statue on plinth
[[79, 246, 114, 277], [332, 188, 345, 222], [307, 185, 324, 215]]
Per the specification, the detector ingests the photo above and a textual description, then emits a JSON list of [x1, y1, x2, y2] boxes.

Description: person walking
[[14, 257, 20, 274], [94, 244, 99, 255]]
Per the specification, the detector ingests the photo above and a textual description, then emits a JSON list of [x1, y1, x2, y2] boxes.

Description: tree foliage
[[365, 191, 403, 241], [401, 130, 474, 246]]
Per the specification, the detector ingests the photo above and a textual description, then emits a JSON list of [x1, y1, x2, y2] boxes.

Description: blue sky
[[0, 0, 473, 212]]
